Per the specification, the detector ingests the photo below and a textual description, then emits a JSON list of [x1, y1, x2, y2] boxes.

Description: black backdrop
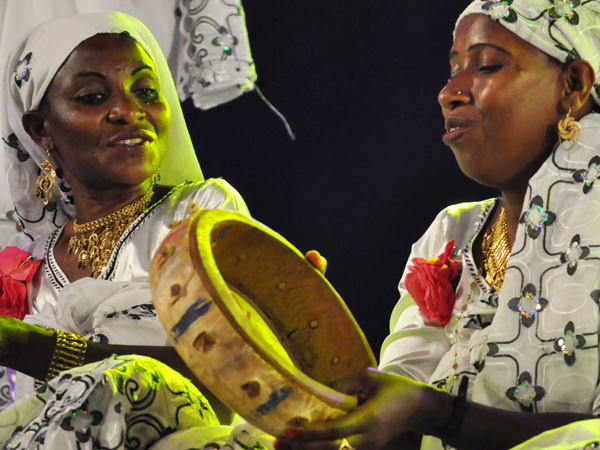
[[181, 2, 496, 356]]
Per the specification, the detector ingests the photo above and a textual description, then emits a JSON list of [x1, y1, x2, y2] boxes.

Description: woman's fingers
[[305, 250, 327, 274]]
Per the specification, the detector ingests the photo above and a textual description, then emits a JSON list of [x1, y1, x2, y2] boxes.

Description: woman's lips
[[108, 131, 154, 152], [443, 117, 474, 144], [442, 125, 473, 144], [110, 138, 149, 152]]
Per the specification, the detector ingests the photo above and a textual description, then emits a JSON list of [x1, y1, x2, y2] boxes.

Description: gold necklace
[[481, 207, 511, 292], [67, 187, 154, 278]]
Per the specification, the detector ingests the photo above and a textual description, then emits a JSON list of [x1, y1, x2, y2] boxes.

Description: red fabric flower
[[404, 240, 459, 326], [0, 246, 42, 320]]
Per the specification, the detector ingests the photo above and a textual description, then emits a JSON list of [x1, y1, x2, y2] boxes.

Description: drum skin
[[149, 209, 376, 436]]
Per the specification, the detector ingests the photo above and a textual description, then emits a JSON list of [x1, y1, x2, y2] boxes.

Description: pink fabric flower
[[0, 246, 42, 320], [404, 240, 459, 326]]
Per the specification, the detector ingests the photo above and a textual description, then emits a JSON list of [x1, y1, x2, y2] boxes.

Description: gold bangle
[[45, 329, 87, 382]]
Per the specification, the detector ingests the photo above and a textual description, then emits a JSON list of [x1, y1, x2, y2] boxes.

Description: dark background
[[183, 2, 496, 357]]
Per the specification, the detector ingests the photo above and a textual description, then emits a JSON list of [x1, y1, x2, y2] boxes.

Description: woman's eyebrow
[[449, 42, 511, 59], [71, 71, 105, 82], [132, 64, 153, 76]]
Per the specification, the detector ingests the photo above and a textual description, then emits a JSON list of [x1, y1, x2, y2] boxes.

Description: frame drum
[[149, 209, 376, 436]]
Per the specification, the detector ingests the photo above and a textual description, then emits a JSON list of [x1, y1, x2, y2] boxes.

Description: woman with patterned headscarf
[[0, 10, 277, 450], [277, 1, 600, 449]]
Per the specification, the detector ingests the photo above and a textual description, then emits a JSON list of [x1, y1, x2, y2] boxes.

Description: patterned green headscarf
[[457, 0, 600, 104]]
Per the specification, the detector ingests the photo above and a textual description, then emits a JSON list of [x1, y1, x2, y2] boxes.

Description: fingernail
[[285, 428, 301, 439], [274, 438, 292, 450]]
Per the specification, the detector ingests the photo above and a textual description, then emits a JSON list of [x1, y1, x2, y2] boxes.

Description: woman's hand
[[275, 368, 450, 450]]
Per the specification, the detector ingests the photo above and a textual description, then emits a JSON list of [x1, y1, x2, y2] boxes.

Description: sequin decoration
[[4, 428, 26, 449], [554, 321, 586, 366], [474, 342, 499, 372], [13, 52, 32, 88], [59, 404, 104, 442], [548, 0, 581, 24], [482, 0, 517, 23], [573, 156, 600, 194], [560, 234, 590, 276], [505, 371, 545, 412], [508, 284, 548, 328], [519, 195, 556, 239], [212, 27, 238, 55], [90, 332, 108, 344]]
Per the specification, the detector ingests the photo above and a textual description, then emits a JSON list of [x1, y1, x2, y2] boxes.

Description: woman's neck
[[70, 180, 155, 224]]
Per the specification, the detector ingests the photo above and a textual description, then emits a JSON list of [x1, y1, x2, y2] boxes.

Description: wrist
[[412, 385, 455, 436], [430, 376, 470, 441], [45, 329, 87, 382]]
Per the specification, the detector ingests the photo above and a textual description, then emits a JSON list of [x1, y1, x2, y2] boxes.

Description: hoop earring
[[558, 108, 581, 142], [34, 144, 56, 206]]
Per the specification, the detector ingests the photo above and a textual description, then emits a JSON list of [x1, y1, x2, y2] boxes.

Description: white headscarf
[[456, 0, 600, 105], [1, 11, 203, 241]]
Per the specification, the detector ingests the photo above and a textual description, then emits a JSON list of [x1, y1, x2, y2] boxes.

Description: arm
[[277, 368, 596, 450], [0, 316, 233, 424]]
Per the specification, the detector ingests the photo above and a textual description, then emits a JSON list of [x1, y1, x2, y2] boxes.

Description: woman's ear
[[21, 110, 51, 149], [561, 59, 595, 118]]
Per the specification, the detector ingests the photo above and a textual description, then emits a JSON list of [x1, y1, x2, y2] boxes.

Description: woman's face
[[438, 14, 565, 192], [40, 33, 170, 191]]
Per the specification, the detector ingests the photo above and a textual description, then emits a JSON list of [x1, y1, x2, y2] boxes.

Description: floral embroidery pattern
[[508, 284, 548, 328], [404, 240, 460, 326], [212, 27, 239, 56], [553, 321, 586, 366], [560, 234, 590, 276], [474, 342, 499, 372], [483, 0, 518, 22], [591, 289, 600, 308], [13, 52, 32, 88], [5, 133, 30, 162], [505, 372, 545, 412], [548, 0, 581, 25], [573, 156, 600, 194], [60, 401, 104, 443], [519, 196, 556, 239], [583, 442, 599, 450]]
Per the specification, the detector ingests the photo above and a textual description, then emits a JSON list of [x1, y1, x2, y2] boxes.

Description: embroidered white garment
[[16, 180, 248, 401], [381, 114, 600, 449]]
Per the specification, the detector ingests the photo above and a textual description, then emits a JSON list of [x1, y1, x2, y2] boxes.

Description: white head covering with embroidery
[[456, 0, 600, 104], [1, 11, 204, 241], [176, 0, 257, 109]]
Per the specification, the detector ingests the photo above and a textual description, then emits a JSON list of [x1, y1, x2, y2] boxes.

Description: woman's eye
[[76, 93, 105, 104], [479, 64, 502, 73], [136, 88, 158, 100]]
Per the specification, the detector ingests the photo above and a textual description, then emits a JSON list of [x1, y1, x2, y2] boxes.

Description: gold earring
[[34, 143, 56, 206], [558, 108, 581, 142]]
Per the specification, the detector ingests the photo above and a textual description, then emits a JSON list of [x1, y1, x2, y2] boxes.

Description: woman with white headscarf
[[277, 1, 600, 450], [0, 0, 258, 250], [0, 10, 275, 450]]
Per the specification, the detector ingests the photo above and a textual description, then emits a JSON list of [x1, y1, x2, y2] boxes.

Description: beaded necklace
[[67, 186, 154, 278]]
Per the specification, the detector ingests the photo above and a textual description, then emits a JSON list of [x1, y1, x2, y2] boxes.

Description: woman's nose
[[107, 95, 146, 123], [438, 77, 470, 110]]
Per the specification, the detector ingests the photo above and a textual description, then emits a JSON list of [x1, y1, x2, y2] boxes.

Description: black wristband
[[433, 376, 469, 441]]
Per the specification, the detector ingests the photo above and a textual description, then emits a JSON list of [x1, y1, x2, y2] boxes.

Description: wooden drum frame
[[149, 209, 376, 436]]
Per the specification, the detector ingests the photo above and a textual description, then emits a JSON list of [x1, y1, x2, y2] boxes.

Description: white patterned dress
[[0, 180, 274, 450], [380, 113, 600, 449]]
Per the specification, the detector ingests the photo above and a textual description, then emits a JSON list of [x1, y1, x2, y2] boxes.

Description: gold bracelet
[[45, 329, 87, 382]]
